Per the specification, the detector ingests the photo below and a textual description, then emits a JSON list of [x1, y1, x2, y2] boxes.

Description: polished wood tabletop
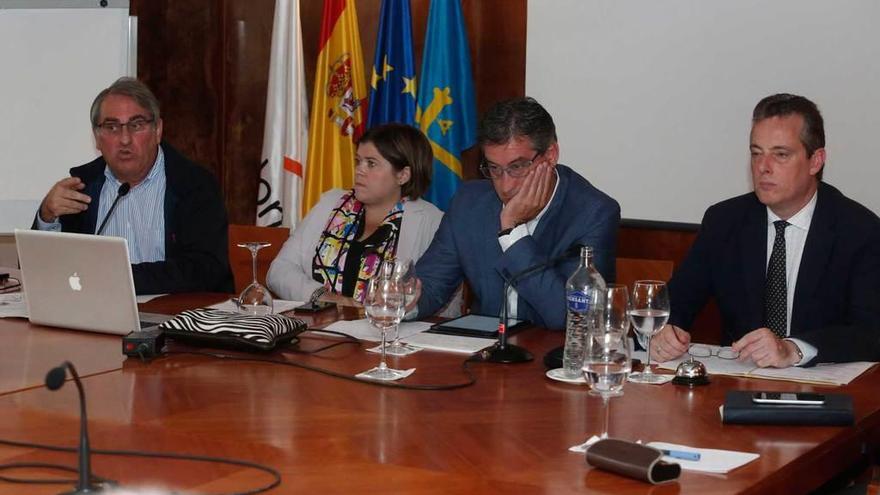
[[1, 293, 878, 494], [0, 319, 124, 396]]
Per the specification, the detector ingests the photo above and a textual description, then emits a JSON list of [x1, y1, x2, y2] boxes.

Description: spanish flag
[[302, 0, 368, 216]]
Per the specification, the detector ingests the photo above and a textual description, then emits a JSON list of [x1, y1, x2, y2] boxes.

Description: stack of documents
[[209, 299, 304, 314], [0, 293, 27, 318], [320, 319, 496, 354]]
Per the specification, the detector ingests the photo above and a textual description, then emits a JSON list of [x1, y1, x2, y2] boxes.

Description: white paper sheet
[[647, 441, 760, 474], [208, 299, 304, 314], [0, 293, 28, 318], [569, 435, 602, 453], [136, 294, 167, 303], [653, 343, 876, 385], [402, 331, 496, 354], [320, 319, 433, 342], [355, 367, 416, 381], [321, 319, 495, 354]]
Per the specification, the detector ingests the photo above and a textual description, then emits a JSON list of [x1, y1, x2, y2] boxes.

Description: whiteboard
[[0, 0, 134, 232], [526, 0, 880, 224]]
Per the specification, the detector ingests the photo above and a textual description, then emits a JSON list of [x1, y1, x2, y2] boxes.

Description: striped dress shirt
[[38, 148, 167, 264], [97, 149, 167, 263]]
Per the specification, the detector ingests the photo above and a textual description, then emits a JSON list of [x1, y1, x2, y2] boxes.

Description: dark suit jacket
[[34, 143, 233, 295], [416, 164, 620, 329], [668, 182, 880, 363]]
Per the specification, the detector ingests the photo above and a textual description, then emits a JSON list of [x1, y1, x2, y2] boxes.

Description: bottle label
[[567, 290, 591, 312]]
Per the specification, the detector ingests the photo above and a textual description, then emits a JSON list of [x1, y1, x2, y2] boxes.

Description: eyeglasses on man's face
[[479, 151, 542, 179], [95, 118, 155, 136], [688, 345, 739, 360]]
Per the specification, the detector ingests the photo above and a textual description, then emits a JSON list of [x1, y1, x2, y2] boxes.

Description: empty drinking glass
[[236, 242, 273, 315], [604, 284, 629, 334], [359, 261, 409, 381], [383, 259, 421, 356]]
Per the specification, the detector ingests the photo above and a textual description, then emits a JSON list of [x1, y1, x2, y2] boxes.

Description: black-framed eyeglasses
[[479, 151, 542, 179], [688, 344, 739, 360], [95, 118, 155, 136], [0, 276, 21, 293]]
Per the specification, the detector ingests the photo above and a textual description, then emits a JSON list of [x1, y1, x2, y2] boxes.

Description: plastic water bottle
[[563, 246, 606, 378]]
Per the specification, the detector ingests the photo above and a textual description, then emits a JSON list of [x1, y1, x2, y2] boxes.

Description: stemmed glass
[[360, 261, 408, 381], [627, 280, 670, 384], [236, 242, 274, 315], [603, 284, 629, 334], [383, 259, 421, 356], [582, 329, 632, 439]]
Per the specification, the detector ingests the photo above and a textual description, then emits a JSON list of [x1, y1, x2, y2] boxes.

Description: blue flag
[[416, 0, 477, 211], [367, 0, 417, 128]]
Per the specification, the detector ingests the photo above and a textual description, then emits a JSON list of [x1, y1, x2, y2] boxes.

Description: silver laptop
[[15, 229, 168, 335]]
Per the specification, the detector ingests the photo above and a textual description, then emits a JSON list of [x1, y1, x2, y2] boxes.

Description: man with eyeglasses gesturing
[[411, 97, 620, 329], [33, 77, 232, 295]]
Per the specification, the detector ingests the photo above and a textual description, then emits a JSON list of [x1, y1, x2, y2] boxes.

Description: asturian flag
[[301, 0, 368, 216], [367, 0, 417, 128], [416, 0, 477, 211], [256, 0, 309, 228]]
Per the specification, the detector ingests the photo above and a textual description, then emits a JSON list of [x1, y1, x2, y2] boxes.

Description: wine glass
[[603, 284, 629, 334], [384, 259, 421, 356], [582, 329, 632, 438], [236, 242, 274, 315], [626, 280, 670, 384], [359, 262, 409, 381]]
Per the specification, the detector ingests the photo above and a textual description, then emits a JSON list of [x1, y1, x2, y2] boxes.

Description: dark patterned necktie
[[765, 220, 790, 338]]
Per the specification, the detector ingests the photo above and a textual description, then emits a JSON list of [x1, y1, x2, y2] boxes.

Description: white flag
[[257, 0, 309, 228]]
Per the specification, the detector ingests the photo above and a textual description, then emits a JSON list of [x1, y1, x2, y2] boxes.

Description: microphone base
[[59, 480, 115, 494], [476, 342, 533, 363]]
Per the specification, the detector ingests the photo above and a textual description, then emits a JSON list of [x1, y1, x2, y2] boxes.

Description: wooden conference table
[[0, 293, 878, 494]]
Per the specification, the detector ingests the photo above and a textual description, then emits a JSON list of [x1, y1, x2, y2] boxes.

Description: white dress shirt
[[766, 191, 818, 366], [498, 169, 560, 319]]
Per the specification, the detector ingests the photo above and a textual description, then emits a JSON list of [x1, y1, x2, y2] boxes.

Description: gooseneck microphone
[[477, 244, 583, 364], [45, 361, 101, 494], [95, 182, 130, 236]]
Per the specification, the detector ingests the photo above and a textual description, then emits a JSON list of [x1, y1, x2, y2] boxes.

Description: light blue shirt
[[37, 148, 167, 264]]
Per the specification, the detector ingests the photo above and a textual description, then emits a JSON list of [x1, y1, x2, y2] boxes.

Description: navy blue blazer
[[668, 182, 880, 363], [416, 164, 620, 329], [34, 143, 233, 295]]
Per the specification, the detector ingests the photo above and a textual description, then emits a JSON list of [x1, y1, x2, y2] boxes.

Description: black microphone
[[45, 361, 101, 494], [95, 182, 131, 236], [477, 244, 583, 363]]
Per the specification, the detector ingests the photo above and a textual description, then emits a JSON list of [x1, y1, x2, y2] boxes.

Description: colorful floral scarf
[[312, 190, 404, 303]]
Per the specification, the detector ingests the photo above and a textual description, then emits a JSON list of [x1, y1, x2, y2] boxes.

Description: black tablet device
[[428, 314, 531, 339]]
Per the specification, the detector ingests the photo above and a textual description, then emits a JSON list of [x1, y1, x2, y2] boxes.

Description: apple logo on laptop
[[68, 273, 82, 291]]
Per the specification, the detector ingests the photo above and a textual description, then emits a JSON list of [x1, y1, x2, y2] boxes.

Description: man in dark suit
[[35, 77, 233, 295], [411, 97, 620, 329], [653, 94, 880, 367]]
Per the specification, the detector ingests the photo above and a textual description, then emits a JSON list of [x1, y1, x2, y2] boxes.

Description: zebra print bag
[[159, 308, 307, 351]]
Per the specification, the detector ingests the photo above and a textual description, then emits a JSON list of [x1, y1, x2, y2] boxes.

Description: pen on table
[[661, 449, 701, 461]]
